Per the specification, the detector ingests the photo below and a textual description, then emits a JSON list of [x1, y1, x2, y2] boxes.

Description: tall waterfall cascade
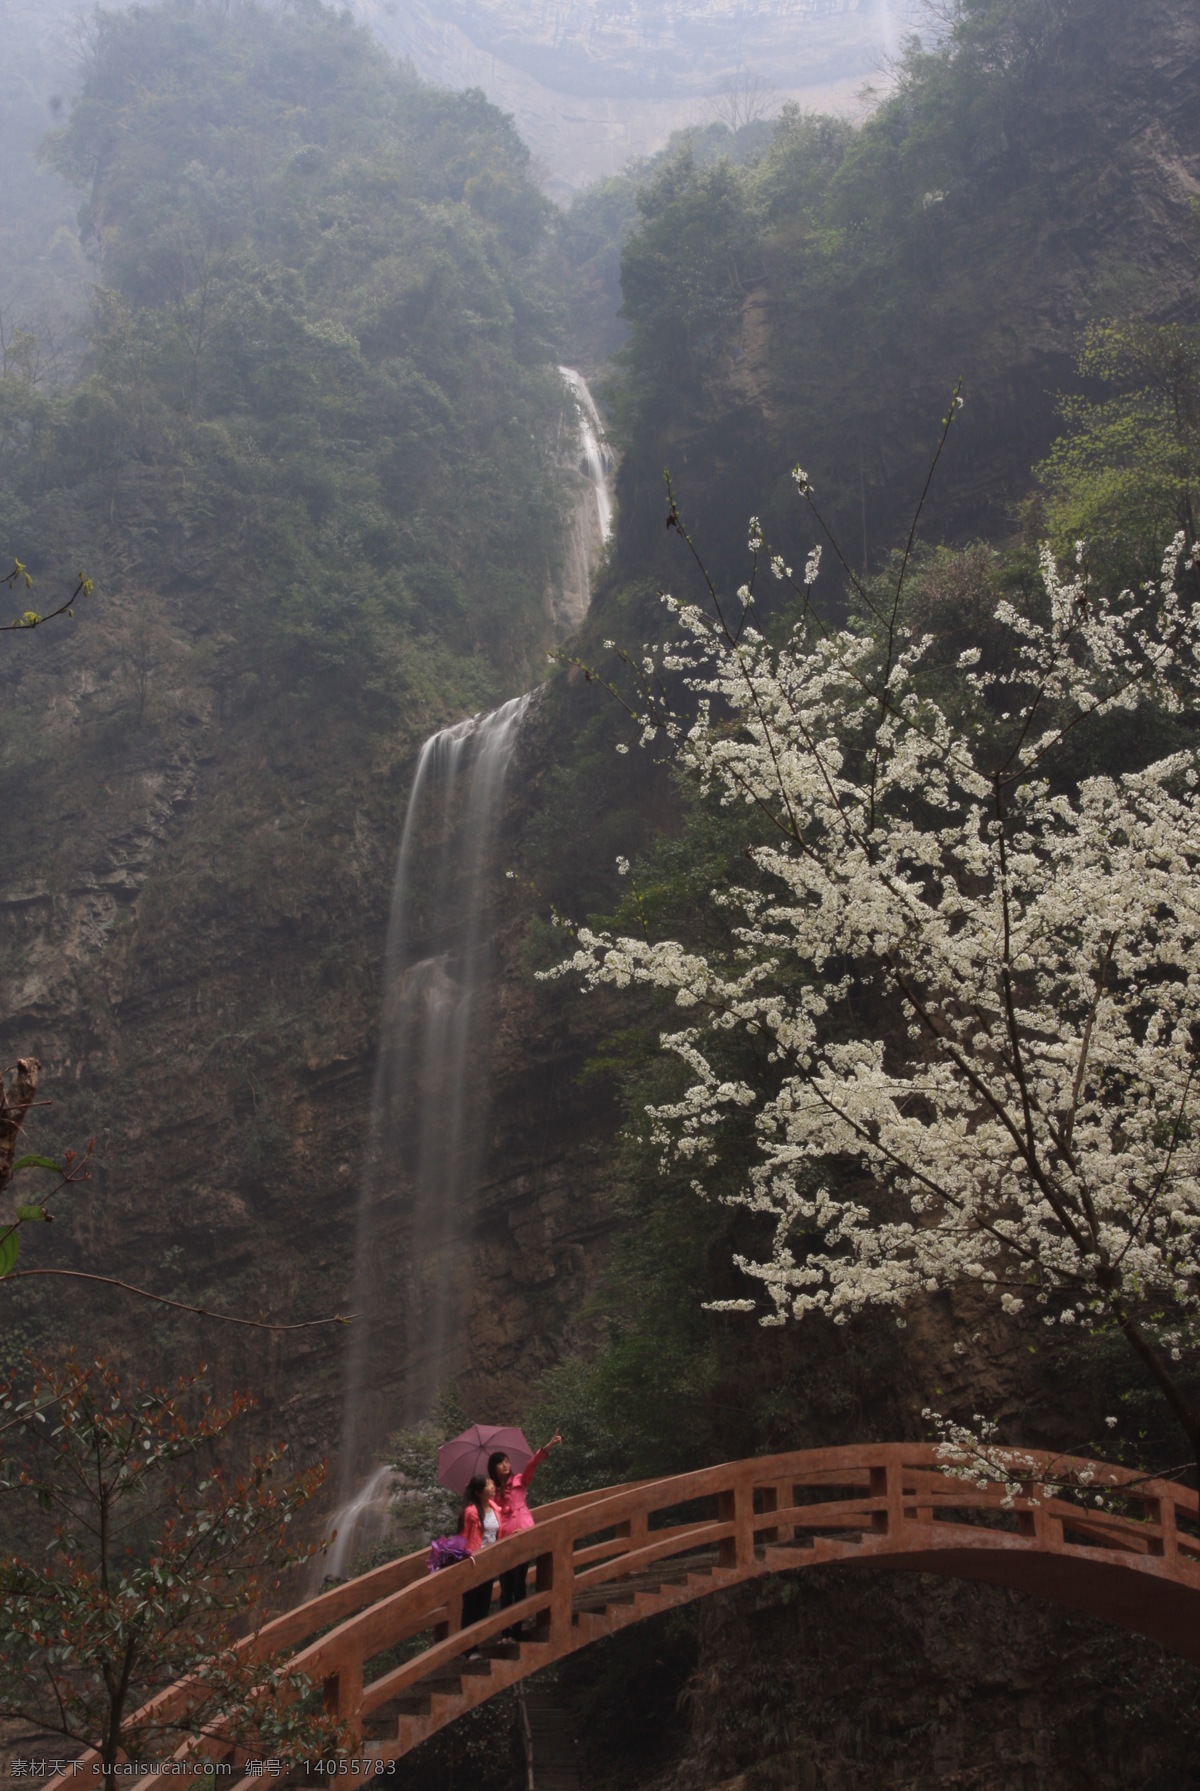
[[328, 694, 531, 1575], [325, 372, 614, 1576], [553, 366, 613, 635]]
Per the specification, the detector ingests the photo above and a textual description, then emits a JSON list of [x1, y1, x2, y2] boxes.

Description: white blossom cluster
[[919, 1408, 1120, 1509], [546, 523, 1200, 1438]]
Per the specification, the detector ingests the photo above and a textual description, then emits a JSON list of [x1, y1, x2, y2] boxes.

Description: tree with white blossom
[[548, 405, 1200, 1481]]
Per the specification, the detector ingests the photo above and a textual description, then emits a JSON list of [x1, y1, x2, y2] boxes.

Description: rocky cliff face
[[547, 1568, 1200, 1791], [0, 530, 614, 1499]]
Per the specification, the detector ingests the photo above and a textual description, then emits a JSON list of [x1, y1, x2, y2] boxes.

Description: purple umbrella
[[437, 1424, 532, 1496]]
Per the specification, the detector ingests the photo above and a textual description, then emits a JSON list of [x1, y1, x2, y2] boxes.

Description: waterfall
[[323, 1464, 395, 1581], [559, 366, 613, 546], [554, 366, 613, 633], [328, 693, 531, 1574], [325, 372, 612, 1574]]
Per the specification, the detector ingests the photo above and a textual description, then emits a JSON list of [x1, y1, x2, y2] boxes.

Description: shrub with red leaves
[[0, 1353, 350, 1788]]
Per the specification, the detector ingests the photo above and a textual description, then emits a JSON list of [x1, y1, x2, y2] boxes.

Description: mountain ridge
[[350, 0, 896, 193]]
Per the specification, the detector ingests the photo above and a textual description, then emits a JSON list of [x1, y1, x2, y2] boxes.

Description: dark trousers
[[462, 1576, 492, 1632], [498, 1562, 528, 1610]]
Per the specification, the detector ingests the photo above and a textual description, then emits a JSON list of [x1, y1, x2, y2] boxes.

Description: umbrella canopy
[[437, 1424, 532, 1496]]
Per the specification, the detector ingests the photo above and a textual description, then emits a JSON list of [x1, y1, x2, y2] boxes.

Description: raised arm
[[519, 1432, 562, 1488]]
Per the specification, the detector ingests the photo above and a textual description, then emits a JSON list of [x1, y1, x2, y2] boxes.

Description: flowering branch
[[545, 440, 1200, 1481]]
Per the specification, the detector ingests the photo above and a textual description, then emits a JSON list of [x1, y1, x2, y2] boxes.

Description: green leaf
[[0, 1230, 19, 1277], [15, 1206, 48, 1222], [11, 1155, 63, 1175]]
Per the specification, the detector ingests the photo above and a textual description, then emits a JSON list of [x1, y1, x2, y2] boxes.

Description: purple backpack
[[427, 1533, 472, 1573]]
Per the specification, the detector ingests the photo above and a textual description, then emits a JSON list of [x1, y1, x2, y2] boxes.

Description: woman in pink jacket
[[488, 1432, 561, 1627]]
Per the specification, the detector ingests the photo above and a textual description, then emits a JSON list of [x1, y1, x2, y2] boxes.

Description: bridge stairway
[[362, 1550, 726, 1749], [570, 1547, 723, 1638], [363, 1645, 517, 1733]]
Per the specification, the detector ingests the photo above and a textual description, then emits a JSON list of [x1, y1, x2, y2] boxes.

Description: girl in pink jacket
[[458, 1474, 501, 1642], [488, 1433, 561, 1629]]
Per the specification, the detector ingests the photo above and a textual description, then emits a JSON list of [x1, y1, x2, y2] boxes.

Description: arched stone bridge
[[53, 1444, 1200, 1781]]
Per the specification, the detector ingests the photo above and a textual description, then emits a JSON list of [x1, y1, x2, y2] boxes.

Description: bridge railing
[[246, 1473, 654, 1664], [293, 1444, 1199, 1738], [46, 1443, 1200, 1784]]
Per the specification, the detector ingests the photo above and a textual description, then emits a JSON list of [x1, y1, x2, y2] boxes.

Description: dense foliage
[[593, 0, 1200, 604], [1034, 318, 1200, 585], [1, 0, 572, 779]]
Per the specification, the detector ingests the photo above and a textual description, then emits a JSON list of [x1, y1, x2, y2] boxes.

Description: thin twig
[[3, 1269, 356, 1330], [1, 569, 91, 633]]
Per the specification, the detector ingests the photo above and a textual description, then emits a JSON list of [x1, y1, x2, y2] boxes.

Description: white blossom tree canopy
[[547, 450, 1200, 1468]]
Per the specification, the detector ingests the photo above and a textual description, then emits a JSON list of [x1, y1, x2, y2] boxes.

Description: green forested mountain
[[596, 0, 1200, 598], [530, 0, 1200, 1482], [6, 0, 566, 727], [0, 0, 582, 1414], [522, 0, 1200, 959]]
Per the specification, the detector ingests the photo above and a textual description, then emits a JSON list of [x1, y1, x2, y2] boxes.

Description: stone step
[[363, 1704, 404, 1738], [365, 1568, 714, 1740], [363, 1653, 496, 1732], [572, 1572, 704, 1615], [383, 1692, 430, 1719], [573, 1588, 635, 1612], [628, 1571, 688, 1593]]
